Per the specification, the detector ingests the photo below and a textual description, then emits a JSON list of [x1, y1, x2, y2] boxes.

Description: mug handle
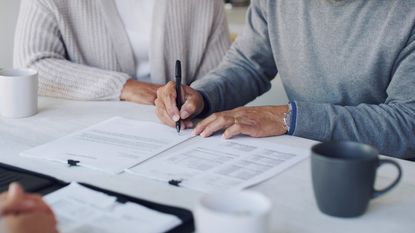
[[372, 159, 402, 199]]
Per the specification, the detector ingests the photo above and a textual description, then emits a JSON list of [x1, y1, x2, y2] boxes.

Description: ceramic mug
[[311, 141, 402, 217], [194, 190, 272, 233], [0, 68, 38, 118]]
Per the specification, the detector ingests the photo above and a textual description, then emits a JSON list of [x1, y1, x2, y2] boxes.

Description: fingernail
[[200, 131, 206, 137], [172, 115, 180, 122], [181, 111, 190, 119], [8, 183, 20, 198], [192, 130, 197, 136]]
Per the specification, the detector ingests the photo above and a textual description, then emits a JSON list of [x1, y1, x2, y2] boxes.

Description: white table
[[0, 97, 414, 233]]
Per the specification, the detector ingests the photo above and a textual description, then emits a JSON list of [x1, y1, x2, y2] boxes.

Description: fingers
[[8, 183, 24, 201], [23, 195, 54, 216], [1, 201, 35, 216], [1, 183, 53, 216], [194, 113, 234, 137], [156, 82, 204, 128], [162, 82, 180, 122], [155, 98, 176, 127], [180, 98, 198, 120], [193, 114, 218, 136], [1, 196, 52, 216], [223, 123, 252, 139], [180, 85, 186, 104], [179, 86, 203, 120], [1, 183, 26, 215], [155, 98, 195, 130], [159, 81, 181, 122], [3, 212, 58, 233]]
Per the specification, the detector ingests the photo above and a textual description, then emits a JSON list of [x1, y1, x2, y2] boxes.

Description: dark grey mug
[[311, 141, 402, 218]]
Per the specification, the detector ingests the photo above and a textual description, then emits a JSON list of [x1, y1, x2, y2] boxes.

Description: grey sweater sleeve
[[293, 30, 415, 158], [13, 0, 129, 100], [191, 0, 415, 158], [191, 0, 276, 110]]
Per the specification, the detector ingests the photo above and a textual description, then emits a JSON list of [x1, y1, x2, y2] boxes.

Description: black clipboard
[[0, 163, 194, 233]]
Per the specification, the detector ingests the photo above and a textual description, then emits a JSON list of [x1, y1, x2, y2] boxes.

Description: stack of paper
[[44, 183, 182, 233], [127, 136, 309, 193], [21, 117, 193, 174], [21, 117, 309, 193]]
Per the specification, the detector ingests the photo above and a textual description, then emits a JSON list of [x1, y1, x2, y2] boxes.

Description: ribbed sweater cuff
[[287, 102, 297, 135], [292, 101, 329, 141]]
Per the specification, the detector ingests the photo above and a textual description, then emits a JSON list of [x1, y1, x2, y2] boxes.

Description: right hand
[[155, 81, 205, 128]]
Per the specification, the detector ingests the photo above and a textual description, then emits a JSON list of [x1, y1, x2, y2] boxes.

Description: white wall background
[[0, 1, 287, 106], [0, 0, 21, 68]]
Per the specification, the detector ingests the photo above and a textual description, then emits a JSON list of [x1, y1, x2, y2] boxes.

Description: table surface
[[0, 97, 414, 233]]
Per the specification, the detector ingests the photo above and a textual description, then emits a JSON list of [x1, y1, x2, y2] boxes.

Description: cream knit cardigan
[[14, 0, 230, 100]]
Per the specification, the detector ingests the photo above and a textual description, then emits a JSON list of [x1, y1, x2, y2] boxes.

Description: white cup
[[0, 68, 38, 118], [194, 191, 272, 233]]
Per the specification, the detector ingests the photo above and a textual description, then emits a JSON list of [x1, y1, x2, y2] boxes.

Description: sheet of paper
[[44, 182, 182, 233], [21, 117, 192, 174], [127, 135, 309, 193]]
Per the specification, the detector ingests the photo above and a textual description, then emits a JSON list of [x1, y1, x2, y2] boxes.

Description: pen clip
[[67, 159, 80, 167], [168, 179, 183, 187]]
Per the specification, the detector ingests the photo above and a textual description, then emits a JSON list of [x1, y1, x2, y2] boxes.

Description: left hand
[[120, 80, 162, 105], [193, 105, 289, 139]]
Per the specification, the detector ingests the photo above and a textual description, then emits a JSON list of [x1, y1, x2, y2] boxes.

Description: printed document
[[44, 182, 181, 233], [127, 135, 309, 192], [21, 117, 192, 174]]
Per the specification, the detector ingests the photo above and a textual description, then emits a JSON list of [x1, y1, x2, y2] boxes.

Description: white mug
[[0, 68, 38, 118], [194, 191, 272, 233]]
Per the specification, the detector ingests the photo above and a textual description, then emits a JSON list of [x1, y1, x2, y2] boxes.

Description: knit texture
[[14, 0, 230, 100], [192, 0, 415, 158]]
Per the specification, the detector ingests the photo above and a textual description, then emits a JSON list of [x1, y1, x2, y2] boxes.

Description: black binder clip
[[168, 179, 183, 187], [67, 159, 80, 167]]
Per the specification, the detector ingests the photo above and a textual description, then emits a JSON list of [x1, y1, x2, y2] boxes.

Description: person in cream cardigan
[[13, 0, 230, 104]]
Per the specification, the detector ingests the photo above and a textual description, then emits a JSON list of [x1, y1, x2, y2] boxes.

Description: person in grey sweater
[[155, 0, 415, 159]]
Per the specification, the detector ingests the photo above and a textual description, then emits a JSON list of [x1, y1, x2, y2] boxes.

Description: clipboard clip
[[168, 179, 183, 187], [67, 159, 80, 167]]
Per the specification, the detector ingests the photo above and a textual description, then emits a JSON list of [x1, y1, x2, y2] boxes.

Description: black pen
[[175, 60, 182, 133]]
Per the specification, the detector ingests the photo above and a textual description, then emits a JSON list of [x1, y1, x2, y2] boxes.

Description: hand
[[2, 213, 58, 233], [155, 81, 205, 128], [0, 183, 58, 233], [0, 183, 53, 216], [120, 79, 162, 105], [193, 105, 289, 139]]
